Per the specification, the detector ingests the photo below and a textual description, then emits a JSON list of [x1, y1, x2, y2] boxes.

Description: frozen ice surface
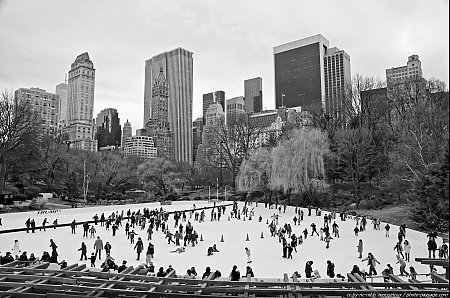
[[0, 201, 446, 281]]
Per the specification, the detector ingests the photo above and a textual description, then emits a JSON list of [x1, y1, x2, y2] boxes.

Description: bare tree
[[0, 91, 41, 193]]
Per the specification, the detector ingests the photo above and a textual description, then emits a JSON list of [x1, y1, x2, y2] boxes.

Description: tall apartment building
[[122, 136, 157, 159], [226, 96, 246, 125], [14, 87, 59, 135], [202, 91, 225, 126], [386, 55, 423, 89], [122, 120, 132, 148], [144, 48, 193, 163], [146, 69, 174, 160], [244, 77, 263, 113], [274, 34, 351, 116], [192, 116, 203, 163], [95, 108, 121, 148], [55, 82, 68, 129], [324, 47, 351, 120], [65, 52, 97, 151]]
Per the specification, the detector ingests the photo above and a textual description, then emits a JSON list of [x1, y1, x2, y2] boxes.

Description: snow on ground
[[0, 201, 446, 281]]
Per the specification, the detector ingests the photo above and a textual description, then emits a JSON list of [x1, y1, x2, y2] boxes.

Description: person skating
[[71, 220, 76, 234], [82, 222, 89, 237], [396, 254, 409, 276], [385, 223, 390, 237], [25, 218, 31, 233], [245, 247, 252, 263], [49, 239, 58, 254], [439, 241, 448, 258], [49, 250, 58, 263], [53, 219, 58, 229], [310, 223, 319, 236], [112, 224, 118, 236], [78, 242, 87, 261], [393, 241, 404, 259], [89, 225, 96, 238], [129, 230, 137, 244], [325, 234, 332, 249], [104, 242, 112, 255], [229, 265, 240, 281], [146, 243, 154, 265], [287, 244, 293, 259], [305, 261, 314, 278], [94, 236, 104, 259], [93, 214, 99, 225], [403, 240, 411, 262], [12, 240, 21, 259], [41, 218, 48, 231], [361, 252, 380, 276], [90, 253, 96, 267], [134, 237, 144, 261], [326, 260, 335, 278], [357, 239, 364, 258], [354, 226, 360, 236]]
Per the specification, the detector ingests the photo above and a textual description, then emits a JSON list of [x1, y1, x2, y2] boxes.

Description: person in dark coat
[[118, 260, 128, 273], [229, 265, 240, 281], [78, 242, 87, 261], [326, 260, 335, 278], [134, 237, 144, 261], [305, 261, 314, 278]]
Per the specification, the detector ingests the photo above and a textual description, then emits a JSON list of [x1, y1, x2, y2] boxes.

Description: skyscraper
[[14, 87, 59, 135], [324, 47, 351, 120], [244, 77, 262, 113], [66, 52, 97, 151], [95, 108, 121, 148], [122, 119, 132, 148], [202, 91, 225, 126], [146, 69, 174, 160], [274, 34, 351, 116], [55, 82, 68, 128], [274, 34, 329, 110], [144, 48, 193, 163], [226, 96, 246, 125]]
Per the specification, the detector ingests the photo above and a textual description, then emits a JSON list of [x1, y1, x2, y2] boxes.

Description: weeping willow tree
[[270, 128, 329, 205], [236, 147, 272, 193]]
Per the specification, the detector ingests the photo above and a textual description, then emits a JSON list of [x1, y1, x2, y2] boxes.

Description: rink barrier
[[0, 202, 234, 234], [0, 261, 448, 297]]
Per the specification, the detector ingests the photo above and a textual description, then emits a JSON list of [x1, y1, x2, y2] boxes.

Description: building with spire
[[122, 119, 132, 148], [65, 52, 97, 151], [145, 69, 174, 160], [144, 48, 193, 163]]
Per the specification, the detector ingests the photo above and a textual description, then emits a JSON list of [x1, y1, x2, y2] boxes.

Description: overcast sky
[[0, 0, 448, 130]]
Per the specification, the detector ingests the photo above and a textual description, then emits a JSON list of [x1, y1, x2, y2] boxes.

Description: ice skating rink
[[0, 201, 445, 280]]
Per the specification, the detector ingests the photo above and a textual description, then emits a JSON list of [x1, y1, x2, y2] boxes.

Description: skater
[[134, 237, 144, 261], [78, 242, 87, 261], [90, 253, 96, 267], [129, 230, 137, 244], [393, 241, 404, 259], [41, 218, 48, 231], [310, 223, 319, 236], [354, 226, 360, 236], [53, 219, 58, 229], [396, 255, 409, 276], [49, 239, 58, 254], [325, 234, 332, 249], [409, 266, 417, 281], [357, 239, 363, 258], [245, 247, 252, 263], [12, 240, 21, 259], [146, 243, 154, 265], [403, 240, 411, 262], [326, 260, 335, 278], [112, 224, 118, 236], [25, 218, 31, 233], [305, 261, 314, 278], [104, 242, 112, 255], [94, 236, 104, 260], [83, 222, 89, 237], [229, 265, 240, 281], [361, 252, 380, 276], [427, 236, 437, 258], [385, 223, 390, 237], [71, 220, 76, 234], [439, 241, 448, 258], [89, 225, 96, 238]]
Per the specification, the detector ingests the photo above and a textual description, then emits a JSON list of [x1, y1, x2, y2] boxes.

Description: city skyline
[[0, 0, 448, 129]]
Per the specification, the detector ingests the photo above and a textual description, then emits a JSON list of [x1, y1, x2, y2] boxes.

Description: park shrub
[[28, 197, 47, 210]]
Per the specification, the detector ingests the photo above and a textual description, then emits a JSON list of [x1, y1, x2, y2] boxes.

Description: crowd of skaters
[[1, 200, 449, 283]]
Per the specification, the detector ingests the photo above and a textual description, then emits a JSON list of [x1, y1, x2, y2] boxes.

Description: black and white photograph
[[0, 0, 449, 296]]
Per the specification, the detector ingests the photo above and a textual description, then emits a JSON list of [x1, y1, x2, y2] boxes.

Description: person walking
[[245, 247, 252, 263], [134, 237, 144, 261], [310, 223, 319, 236], [89, 225, 96, 238], [78, 242, 87, 261], [94, 236, 104, 260], [361, 252, 380, 276], [393, 241, 404, 259], [41, 218, 48, 231], [357, 239, 363, 258]]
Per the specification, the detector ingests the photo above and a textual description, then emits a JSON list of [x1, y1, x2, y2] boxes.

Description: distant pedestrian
[[78, 242, 87, 261], [385, 224, 390, 237], [134, 237, 144, 261], [357, 239, 363, 258], [94, 236, 104, 259], [403, 240, 411, 262], [245, 247, 252, 263]]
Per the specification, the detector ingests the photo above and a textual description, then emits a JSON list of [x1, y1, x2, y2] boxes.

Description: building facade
[[145, 69, 174, 160], [386, 55, 422, 86], [65, 52, 97, 151], [143, 48, 193, 163], [324, 47, 351, 121], [202, 91, 225, 126], [121, 119, 132, 148], [122, 136, 157, 159], [95, 108, 121, 149], [55, 82, 68, 129], [192, 116, 203, 163], [226, 96, 246, 125], [244, 77, 263, 113], [274, 34, 351, 116], [14, 87, 59, 135]]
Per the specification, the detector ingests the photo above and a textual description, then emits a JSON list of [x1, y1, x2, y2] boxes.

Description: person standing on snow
[[94, 236, 104, 260], [357, 239, 364, 258], [361, 252, 380, 276], [134, 237, 144, 261]]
